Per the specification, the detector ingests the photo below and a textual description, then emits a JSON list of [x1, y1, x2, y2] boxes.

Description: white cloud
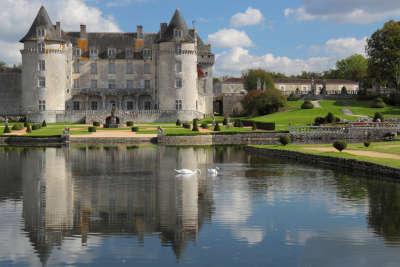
[[324, 37, 367, 57], [208, 28, 253, 48], [284, 0, 400, 24], [0, 0, 121, 65], [230, 7, 264, 27]]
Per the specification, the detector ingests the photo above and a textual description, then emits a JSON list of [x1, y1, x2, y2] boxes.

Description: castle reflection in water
[[11, 146, 241, 265]]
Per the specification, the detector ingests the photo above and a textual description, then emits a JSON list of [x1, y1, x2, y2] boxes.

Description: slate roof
[[157, 9, 195, 43], [274, 78, 358, 85]]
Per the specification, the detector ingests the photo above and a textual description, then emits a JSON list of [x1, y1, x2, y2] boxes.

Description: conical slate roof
[[20, 6, 63, 43], [158, 9, 194, 42]]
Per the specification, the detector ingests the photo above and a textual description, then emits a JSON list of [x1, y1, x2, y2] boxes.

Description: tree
[[241, 89, 287, 116], [335, 54, 368, 82], [367, 20, 400, 89], [242, 69, 275, 91]]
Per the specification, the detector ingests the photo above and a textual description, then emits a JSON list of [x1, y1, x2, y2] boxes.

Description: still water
[[0, 145, 400, 266]]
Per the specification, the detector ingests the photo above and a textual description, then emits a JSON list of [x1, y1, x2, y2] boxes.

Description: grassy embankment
[[252, 141, 400, 169]]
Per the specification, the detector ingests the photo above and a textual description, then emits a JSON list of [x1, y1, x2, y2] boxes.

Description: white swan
[[207, 167, 220, 176], [174, 169, 201, 175]]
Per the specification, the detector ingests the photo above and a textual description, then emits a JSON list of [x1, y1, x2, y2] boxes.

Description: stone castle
[[0, 6, 215, 123]]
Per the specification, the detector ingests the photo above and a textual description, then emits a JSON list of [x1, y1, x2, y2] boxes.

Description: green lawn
[[253, 141, 400, 169], [251, 100, 400, 130]]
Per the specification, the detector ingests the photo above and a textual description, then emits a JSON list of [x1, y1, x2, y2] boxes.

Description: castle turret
[[157, 9, 199, 121], [20, 6, 68, 122]]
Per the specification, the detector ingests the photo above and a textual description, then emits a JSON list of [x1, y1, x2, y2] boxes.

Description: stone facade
[[12, 6, 215, 123]]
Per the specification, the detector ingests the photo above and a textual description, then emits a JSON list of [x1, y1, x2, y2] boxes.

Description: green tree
[[335, 54, 368, 82], [241, 89, 287, 116], [367, 20, 400, 89], [242, 69, 275, 91]]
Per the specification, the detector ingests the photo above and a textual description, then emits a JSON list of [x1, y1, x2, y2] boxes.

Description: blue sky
[[1, 0, 399, 75]]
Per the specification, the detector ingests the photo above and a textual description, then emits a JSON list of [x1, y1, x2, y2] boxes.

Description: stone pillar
[[118, 95, 123, 110], [102, 94, 106, 110], [85, 95, 89, 110]]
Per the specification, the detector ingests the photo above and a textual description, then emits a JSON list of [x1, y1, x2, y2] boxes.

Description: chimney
[[56, 22, 61, 37], [136, 25, 143, 39], [80, 24, 87, 38], [160, 23, 167, 38]]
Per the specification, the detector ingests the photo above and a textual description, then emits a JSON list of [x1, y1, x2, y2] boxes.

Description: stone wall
[[0, 72, 22, 115]]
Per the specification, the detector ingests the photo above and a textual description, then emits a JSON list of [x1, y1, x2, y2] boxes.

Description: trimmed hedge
[[241, 120, 275, 131], [32, 124, 42, 130], [301, 100, 314, 109], [3, 125, 11, 134], [214, 122, 221, 131], [233, 120, 243, 128], [176, 119, 182, 126], [126, 121, 134, 127], [93, 121, 101, 127], [131, 126, 139, 132], [333, 140, 347, 152], [279, 135, 291, 146], [88, 126, 97, 132], [42, 120, 47, 127], [201, 123, 209, 129], [182, 123, 191, 129]]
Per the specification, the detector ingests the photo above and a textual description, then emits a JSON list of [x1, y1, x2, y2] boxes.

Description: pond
[[0, 145, 400, 266]]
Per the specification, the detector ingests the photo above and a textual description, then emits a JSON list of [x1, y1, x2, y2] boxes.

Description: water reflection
[[0, 146, 400, 266]]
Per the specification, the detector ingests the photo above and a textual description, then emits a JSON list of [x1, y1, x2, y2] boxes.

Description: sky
[[0, 0, 399, 76]]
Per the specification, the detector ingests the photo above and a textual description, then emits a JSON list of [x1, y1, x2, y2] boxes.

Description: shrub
[[176, 119, 182, 126], [201, 123, 209, 129], [371, 97, 386, 108], [32, 124, 42, 130], [182, 122, 191, 129], [223, 117, 229, 126], [126, 121, 134, 127], [23, 121, 29, 127], [131, 126, 139, 132], [314, 117, 326, 126], [11, 124, 24, 131], [213, 122, 221, 131], [373, 112, 384, 122], [252, 122, 257, 131], [325, 112, 335, 124], [333, 140, 347, 152], [364, 141, 371, 147], [301, 100, 314, 109], [3, 125, 11, 134], [88, 126, 97, 132], [42, 120, 47, 127], [233, 119, 243, 128], [192, 119, 199, 132], [26, 124, 32, 133], [279, 135, 291, 146], [241, 89, 287, 116], [93, 121, 101, 127]]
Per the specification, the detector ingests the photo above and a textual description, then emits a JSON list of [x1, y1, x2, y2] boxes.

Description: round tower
[[157, 9, 199, 122], [20, 6, 67, 123]]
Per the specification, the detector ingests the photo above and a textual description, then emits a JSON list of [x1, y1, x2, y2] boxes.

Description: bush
[[314, 117, 326, 126], [279, 135, 291, 146], [182, 123, 191, 129], [233, 119, 243, 128], [364, 141, 371, 147], [333, 140, 347, 152], [252, 122, 257, 131], [201, 123, 209, 129], [192, 119, 199, 132], [176, 119, 182, 126], [3, 124, 11, 134], [93, 121, 101, 127], [88, 126, 97, 132], [11, 124, 24, 131], [26, 124, 32, 133], [241, 89, 287, 116], [371, 97, 386, 108], [240, 120, 275, 130], [126, 121, 134, 127], [325, 112, 335, 124], [42, 120, 47, 127], [32, 124, 42, 130], [373, 112, 384, 122], [223, 117, 229, 126], [213, 122, 221, 131], [301, 100, 314, 109], [23, 121, 29, 127], [131, 126, 139, 132]]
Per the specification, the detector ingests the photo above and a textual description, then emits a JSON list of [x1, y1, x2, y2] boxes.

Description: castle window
[[108, 63, 116, 74], [37, 42, 45, 53], [175, 100, 182, 111], [91, 101, 98, 110], [144, 80, 151, 89], [73, 61, 80, 73], [90, 79, 97, 89], [38, 77, 46, 88], [73, 48, 81, 57], [144, 101, 151, 110], [108, 79, 116, 89], [143, 49, 152, 60], [143, 63, 151, 74], [174, 29, 183, 39], [73, 101, 80, 111], [89, 48, 98, 58], [73, 79, 79, 89], [90, 63, 97, 74], [127, 80, 134, 89], [126, 101, 134, 110], [175, 78, 182, 89], [126, 48, 133, 59], [108, 48, 116, 58], [39, 100, 46, 111], [36, 28, 45, 38], [175, 44, 182, 55], [126, 62, 134, 74], [175, 61, 182, 73], [38, 60, 45, 71]]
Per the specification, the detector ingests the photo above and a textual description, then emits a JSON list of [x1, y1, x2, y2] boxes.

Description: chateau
[[3, 6, 215, 123]]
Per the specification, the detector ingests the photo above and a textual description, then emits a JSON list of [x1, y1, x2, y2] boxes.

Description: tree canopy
[[335, 54, 368, 82], [241, 88, 287, 116], [242, 69, 275, 91]]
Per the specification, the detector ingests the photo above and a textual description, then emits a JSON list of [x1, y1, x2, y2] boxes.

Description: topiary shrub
[[252, 122, 257, 131], [176, 119, 182, 126], [364, 141, 371, 147], [88, 126, 97, 132], [301, 100, 314, 109], [11, 124, 24, 131], [192, 119, 199, 132], [325, 112, 335, 124], [213, 122, 221, 131], [373, 112, 384, 122], [26, 124, 32, 133], [131, 126, 139, 132], [23, 121, 29, 127], [223, 117, 229, 126], [32, 124, 42, 130], [279, 135, 291, 146], [314, 117, 326, 126], [201, 123, 209, 129], [182, 122, 191, 129], [333, 140, 347, 152], [92, 121, 100, 127], [42, 120, 47, 127], [3, 125, 11, 134], [126, 121, 134, 127], [233, 119, 243, 128], [371, 97, 386, 108]]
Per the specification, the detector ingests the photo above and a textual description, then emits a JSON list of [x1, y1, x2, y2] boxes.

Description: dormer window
[[174, 29, 183, 39], [108, 48, 116, 58], [36, 28, 45, 38], [89, 48, 98, 58], [37, 42, 45, 53], [175, 44, 182, 55], [143, 49, 152, 60], [126, 48, 133, 59], [73, 48, 81, 57]]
